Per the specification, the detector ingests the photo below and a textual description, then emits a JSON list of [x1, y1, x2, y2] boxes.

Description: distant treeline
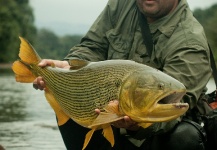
[[0, 0, 82, 63], [194, 4, 217, 57], [0, 0, 217, 63], [34, 29, 82, 60]]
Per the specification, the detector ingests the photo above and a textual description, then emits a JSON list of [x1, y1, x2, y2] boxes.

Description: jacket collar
[[149, 0, 189, 38]]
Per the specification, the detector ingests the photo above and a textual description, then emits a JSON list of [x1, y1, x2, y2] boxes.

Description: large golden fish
[[12, 37, 189, 150]]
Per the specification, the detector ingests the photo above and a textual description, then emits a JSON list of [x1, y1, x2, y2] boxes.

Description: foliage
[[0, 0, 82, 63], [0, 1, 217, 63], [193, 4, 217, 60], [34, 28, 82, 60], [0, 0, 36, 63]]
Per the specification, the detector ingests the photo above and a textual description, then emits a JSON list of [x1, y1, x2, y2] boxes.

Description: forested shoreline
[[0, 0, 217, 64]]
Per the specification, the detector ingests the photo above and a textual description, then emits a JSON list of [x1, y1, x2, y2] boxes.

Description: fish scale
[[33, 61, 140, 124]]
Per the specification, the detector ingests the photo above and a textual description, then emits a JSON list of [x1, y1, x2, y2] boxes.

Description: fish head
[[119, 68, 189, 124]]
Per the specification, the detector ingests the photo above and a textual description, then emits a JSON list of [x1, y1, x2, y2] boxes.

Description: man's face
[[136, 0, 178, 20]]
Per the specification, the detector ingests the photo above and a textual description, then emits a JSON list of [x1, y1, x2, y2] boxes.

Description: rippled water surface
[[0, 69, 216, 150], [0, 69, 65, 150]]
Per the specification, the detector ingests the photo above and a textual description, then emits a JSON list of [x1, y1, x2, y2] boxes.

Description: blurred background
[[0, 0, 217, 63], [0, 0, 217, 149]]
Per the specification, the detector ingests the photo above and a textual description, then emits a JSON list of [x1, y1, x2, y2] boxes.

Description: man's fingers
[[95, 109, 101, 114], [111, 115, 139, 130], [32, 77, 45, 91], [36, 77, 42, 85], [33, 83, 38, 90], [39, 80, 45, 90], [38, 59, 47, 67], [38, 59, 53, 67], [94, 100, 138, 129], [123, 116, 131, 122]]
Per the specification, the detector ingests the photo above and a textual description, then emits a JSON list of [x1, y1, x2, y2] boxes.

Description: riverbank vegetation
[[0, 0, 217, 64]]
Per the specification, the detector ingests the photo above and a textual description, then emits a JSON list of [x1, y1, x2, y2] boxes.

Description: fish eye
[[158, 83, 165, 90]]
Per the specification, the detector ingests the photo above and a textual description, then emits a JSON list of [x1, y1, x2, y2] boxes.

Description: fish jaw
[[145, 102, 189, 122], [135, 90, 189, 122], [121, 89, 189, 123], [119, 68, 189, 124]]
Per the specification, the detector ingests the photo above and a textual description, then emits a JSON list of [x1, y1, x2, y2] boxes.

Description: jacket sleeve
[[64, 0, 120, 62]]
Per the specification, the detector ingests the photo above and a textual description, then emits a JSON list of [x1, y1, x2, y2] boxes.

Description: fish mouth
[[158, 90, 188, 108], [144, 90, 189, 122]]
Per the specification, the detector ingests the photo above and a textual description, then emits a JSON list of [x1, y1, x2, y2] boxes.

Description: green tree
[[34, 28, 60, 59], [34, 28, 82, 60], [59, 35, 82, 58], [194, 4, 217, 60], [0, 0, 36, 63]]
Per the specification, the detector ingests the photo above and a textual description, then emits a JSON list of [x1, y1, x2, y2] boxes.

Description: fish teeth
[[173, 103, 188, 108]]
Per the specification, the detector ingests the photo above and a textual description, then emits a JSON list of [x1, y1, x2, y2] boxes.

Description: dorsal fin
[[68, 59, 89, 70]]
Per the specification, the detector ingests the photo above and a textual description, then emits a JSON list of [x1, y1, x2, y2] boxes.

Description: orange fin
[[18, 37, 41, 64], [44, 89, 70, 126], [88, 112, 124, 128], [12, 37, 42, 83], [102, 125, 115, 147], [88, 101, 124, 128], [104, 100, 121, 115], [68, 59, 89, 70], [12, 61, 36, 83], [82, 128, 96, 150]]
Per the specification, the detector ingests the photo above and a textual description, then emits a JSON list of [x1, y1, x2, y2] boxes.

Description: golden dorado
[[12, 37, 189, 150]]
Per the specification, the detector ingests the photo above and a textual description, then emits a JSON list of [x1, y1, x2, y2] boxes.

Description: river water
[[0, 69, 65, 150], [0, 68, 216, 150]]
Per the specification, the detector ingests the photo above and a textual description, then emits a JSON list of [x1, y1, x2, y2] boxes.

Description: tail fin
[[18, 37, 41, 64], [12, 61, 36, 82], [12, 37, 41, 83]]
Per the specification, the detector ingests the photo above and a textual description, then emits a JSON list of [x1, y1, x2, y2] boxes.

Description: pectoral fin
[[88, 112, 124, 128], [82, 128, 96, 150], [102, 125, 114, 147], [44, 89, 69, 126], [103, 100, 121, 115], [89, 101, 124, 128]]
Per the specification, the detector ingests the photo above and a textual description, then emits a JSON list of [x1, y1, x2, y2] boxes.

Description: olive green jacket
[[65, 0, 212, 140]]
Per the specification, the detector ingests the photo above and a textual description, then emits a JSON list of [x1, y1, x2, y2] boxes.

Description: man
[[33, 0, 212, 149]]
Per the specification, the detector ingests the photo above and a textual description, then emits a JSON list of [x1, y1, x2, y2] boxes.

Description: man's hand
[[95, 100, 140, 131], [33, 59, 70, 90], [112, 115, 140, 131]]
